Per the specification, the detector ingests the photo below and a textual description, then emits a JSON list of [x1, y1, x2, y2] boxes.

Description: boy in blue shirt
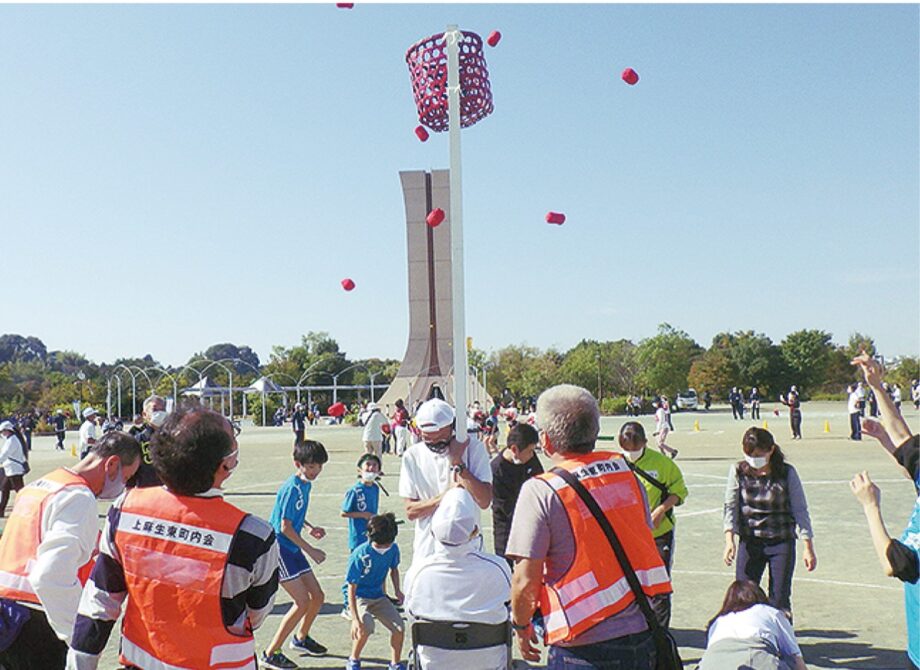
[[340, 454, 383, 618], [346, 512, 405, 670], [262, 440, 329, 670]]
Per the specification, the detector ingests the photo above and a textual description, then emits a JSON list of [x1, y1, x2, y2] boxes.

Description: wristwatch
[[511, 621, 531, 632], [450, 462, 465, 475]]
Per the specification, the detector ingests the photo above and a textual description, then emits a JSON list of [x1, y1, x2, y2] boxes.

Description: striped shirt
[[67, 489, 279, 669]]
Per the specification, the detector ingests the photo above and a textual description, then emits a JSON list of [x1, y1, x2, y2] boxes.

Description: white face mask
[[99, 463, 126, 501], [150, 411, 168, 428], [622, 448, 644, 462], [372, 545, 390, 555], [360, 471, 378, 483], [745, 455, 769, 469], [223, 449, 239, 477]]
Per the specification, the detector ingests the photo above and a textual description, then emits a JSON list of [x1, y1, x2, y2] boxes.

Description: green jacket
[[628, 448, 689, 538]]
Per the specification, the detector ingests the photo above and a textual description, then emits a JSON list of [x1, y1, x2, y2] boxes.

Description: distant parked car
[[675, 389, 699, 411]]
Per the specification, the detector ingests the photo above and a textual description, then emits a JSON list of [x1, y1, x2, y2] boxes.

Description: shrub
[[599, 396, 629, 416]]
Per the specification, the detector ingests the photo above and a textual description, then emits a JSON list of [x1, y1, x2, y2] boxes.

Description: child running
[[262, 440, 329, 670], [340, 453, 383, 619], [345, 512, 406, 670]]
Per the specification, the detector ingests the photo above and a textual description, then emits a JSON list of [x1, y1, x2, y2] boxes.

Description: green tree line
[[1, 326, 917, 420]]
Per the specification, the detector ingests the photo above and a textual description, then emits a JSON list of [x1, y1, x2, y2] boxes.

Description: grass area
[[13, 401, 919, 669]]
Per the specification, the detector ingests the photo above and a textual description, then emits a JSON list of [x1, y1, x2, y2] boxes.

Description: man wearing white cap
[[405, 488, 512, 670], [398, 398, 492, 564], [0, 421, 28, 517], [362, 402, 388, 460], [78, 408, 98, 459]]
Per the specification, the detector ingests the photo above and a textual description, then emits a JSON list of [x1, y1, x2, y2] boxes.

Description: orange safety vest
[[537, 451, 672, 644], [115, 486, 255, 670], [0, 468, 95, 606]]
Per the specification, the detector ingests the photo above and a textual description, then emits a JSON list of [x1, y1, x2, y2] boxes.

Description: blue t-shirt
[[270, 474, 312, 553], [342, 481, 380, 551], [903, 494, 920, 666], [345, 541, 400, 600]]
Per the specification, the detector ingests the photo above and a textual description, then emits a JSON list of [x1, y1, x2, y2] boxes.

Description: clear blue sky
[[2, 3, 917, 367]]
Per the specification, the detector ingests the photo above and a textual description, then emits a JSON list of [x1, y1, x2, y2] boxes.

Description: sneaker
[[340, 607, 352, 621], [387, 663, 406, 670], [261, 650, 299, 669], [346, 659, 362, 670], [290, 634, 327, 655]]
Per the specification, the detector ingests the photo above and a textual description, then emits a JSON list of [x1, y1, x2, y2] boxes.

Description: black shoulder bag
[[551, 467, 683, 670], [627, 461, 674, 525]]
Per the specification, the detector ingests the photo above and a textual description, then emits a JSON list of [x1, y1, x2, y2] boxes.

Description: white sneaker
[[340, 607, 352, 621]]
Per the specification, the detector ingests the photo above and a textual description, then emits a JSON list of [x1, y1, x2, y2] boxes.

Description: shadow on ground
[[796, 629, 907, 669]]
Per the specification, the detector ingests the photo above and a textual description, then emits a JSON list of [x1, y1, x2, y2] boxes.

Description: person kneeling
[[346, 513, 406, 670], [699, 580, 807, 670]]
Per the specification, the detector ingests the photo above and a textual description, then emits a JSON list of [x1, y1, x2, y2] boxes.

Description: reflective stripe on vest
[[0, 469, 93, 606], [116, 487, 253, 670], [536, 452, 672, 645], [121, 636, 257, 670]]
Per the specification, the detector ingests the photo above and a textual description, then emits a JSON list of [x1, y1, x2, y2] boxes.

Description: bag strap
[[550, 466, 663, 634], [627, 461, 674, 524]]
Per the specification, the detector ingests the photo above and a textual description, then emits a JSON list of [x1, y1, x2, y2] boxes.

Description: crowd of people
[[0, 356, 915, 670]]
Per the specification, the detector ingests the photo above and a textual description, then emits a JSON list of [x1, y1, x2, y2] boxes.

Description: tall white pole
[[446, 24, 468, 425]]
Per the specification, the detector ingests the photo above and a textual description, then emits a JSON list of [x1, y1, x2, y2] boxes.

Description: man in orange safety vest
[[506, 384, 672, 670], [0, 432, 141, 670]]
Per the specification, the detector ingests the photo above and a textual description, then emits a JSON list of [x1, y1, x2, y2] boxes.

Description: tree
[[688, 347, 735, 397], [487, 345, 557, 400], [726, 331, 786, 395], [779, 329, 834, 394], [0, 334, 47, 364], [201, 344, 262, 374], [557, 339, 637, 399], [845, 332, 877, 360], [635, 324, 703, 396]]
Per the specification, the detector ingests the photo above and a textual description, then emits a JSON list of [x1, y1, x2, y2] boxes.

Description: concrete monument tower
[[376, 169, 488, 412]]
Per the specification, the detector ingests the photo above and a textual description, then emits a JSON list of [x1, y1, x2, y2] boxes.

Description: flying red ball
[[487, 30, 502, 47], [414, 125, 430, 142], [621, 67, 639, 85], [545, 211, 566, 225], [426, 208, 445, 227], [341, 278, 355, 291]]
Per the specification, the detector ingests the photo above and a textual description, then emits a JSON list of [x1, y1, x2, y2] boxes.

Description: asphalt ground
[[11, 401, 919, 670]]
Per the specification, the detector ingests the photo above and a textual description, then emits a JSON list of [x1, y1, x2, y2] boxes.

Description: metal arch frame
[[144, 366, 180, 409], [107, 364, 150, 419], [191, 359, 236, 418], [332, 362, 373, 405], [295, 355, 337, 389]]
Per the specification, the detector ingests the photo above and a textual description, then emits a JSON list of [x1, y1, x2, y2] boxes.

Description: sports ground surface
[[16, 401, 920, 669]]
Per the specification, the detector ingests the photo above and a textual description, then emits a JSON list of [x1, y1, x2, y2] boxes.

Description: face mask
[[223, 449, 239, 476], [510, 455, 524, 465], [360, 471, 378, 483], [622, 448, 644, 462], [424, 434, 452, 454], [745, 455, 769, 469], [372, 545, 390, 555], [99, 463, 125, 501], [150, 411, 168, 428]]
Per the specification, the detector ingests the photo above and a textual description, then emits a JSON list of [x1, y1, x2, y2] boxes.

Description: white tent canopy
[[243, 376, 283, 394], [182, 376, 222, 397]]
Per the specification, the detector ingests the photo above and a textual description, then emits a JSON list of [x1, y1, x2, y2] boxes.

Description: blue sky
[[2, 3, 917, 367]]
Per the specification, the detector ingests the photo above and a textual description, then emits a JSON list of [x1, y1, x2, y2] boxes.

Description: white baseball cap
[[82, 407, 97, 419], [430, 488, 479, 546], [415, 398, 455, 431], [367, 402, 379, 411], [0, 421, 13, 433]]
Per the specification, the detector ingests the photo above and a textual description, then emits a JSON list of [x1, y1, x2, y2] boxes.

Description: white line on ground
[[673, 569, 900, 591], [676, 507, 722, 517]]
